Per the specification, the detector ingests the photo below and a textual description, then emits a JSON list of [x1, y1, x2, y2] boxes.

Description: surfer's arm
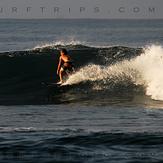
[[57, 57, 62, 75]]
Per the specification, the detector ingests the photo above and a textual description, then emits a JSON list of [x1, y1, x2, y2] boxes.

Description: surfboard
[[41, 82, 62, 87], [41, 82, 72, 92]]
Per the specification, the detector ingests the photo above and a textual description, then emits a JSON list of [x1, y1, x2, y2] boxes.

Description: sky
[[0, 0, 162, 19]]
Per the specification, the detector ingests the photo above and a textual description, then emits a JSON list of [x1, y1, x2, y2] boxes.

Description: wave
[[65, 45, 163, 101], [0, 43, 163, 104]]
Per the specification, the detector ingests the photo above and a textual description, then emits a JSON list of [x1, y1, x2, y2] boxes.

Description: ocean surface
[[0, 19, 163, 162]]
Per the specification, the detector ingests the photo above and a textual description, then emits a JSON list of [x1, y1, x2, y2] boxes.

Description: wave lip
[[32, 40, 90, 51]]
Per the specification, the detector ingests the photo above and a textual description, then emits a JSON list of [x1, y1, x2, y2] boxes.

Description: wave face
[[0, 43, 163, 104]]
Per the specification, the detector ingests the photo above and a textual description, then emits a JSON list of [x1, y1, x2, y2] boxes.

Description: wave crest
[[32, 40, 88, 51]]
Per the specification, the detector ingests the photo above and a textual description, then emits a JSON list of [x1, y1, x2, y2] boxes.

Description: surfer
[[57, 49, 74, 84]]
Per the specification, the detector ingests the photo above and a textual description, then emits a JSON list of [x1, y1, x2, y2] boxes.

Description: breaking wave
[[0, 43, 163, 104], [65, 45, 163, 101]]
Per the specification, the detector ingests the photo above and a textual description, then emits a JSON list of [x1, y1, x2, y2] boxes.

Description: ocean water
[[0, 19, 163, 162], [0, 19, 163, 52]]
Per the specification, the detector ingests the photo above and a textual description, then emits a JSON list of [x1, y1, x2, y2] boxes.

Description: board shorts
[[61, 62, 74, 74]]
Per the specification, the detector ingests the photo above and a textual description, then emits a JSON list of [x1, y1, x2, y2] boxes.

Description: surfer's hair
[[60, 48, 68, 55]]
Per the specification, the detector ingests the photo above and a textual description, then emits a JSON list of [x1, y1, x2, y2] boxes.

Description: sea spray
[[64, 61, 141, 89], [133, 45, 163, 100], [65, 45, 163, 101]]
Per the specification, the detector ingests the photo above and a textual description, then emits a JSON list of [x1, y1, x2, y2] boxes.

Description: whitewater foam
[[133, 45, 163, 101], [65, 45, 163, 101]]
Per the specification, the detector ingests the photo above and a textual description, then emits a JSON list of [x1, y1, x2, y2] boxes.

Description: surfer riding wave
[[57, 49, 75, 84]]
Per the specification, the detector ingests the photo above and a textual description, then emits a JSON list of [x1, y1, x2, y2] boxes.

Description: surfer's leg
[[59, 68, 64, 83], [59, 71, 63, 83]]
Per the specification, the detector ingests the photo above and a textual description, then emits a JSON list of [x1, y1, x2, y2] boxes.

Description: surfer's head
[[60, 48, 68, 56]]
